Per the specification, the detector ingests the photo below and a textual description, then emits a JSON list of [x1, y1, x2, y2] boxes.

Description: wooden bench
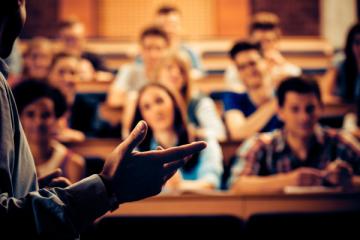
[[67, 138, 242, 166]]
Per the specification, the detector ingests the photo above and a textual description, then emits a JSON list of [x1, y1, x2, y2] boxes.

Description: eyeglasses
[[236, 60, 257, 71]]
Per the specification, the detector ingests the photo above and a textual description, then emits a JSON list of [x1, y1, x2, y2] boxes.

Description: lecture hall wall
[[22, 0, 325, 39]]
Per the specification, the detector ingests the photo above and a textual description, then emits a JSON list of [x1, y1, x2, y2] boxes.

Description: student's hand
[[38, 168, 72, 189], [289, 167, 324, 186], [323, 160, 353, 187], [100, 120, 207, 205]]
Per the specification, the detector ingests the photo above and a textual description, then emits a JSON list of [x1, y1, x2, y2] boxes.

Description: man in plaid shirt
[[229, 77, 360, 193]]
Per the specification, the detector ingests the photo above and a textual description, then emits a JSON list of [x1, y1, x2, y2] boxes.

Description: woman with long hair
[[155, 53, 227, 141], [322, 22, 360, 104], [130, 83, 223, 191]]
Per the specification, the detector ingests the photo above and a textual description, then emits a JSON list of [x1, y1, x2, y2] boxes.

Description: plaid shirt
[[228, 126, 360, 186]]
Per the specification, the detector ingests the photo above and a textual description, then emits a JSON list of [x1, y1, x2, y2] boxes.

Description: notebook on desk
[[283, 186, 343, 194]]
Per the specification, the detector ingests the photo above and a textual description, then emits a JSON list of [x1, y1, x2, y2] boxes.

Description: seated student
[[155, 53, 226, 141], [48, 52, 111, 139], [47, 52, 86, 142], [107, 26, 170, 108], [130, 83, 223, 191], [153, 4, 204, 78], [57, 19, 111, 76], [225, 12, 301, 91], [228, 77, 360, 194], [12, 80, 85, 183], [223, 41, 282, 140], [21, 37, 54, 82], [322, 22, 360, 104], [249, 12, 301, 83]]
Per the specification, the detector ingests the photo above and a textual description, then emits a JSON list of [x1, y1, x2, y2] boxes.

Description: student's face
[[0, 0, 27, 58], [234, 49, 266, 91], [58, 24, 85, 55], [251, 29, 279, 52], [49, 57, 80, 92], [26, 46, 52, 79], [20, 97, 56, 143], [158, 61, 185, 92], [139, 86, 175, 132], [278, 92, 321, 139], [141, 36, 169, 67], [156, 12, 181, 38]]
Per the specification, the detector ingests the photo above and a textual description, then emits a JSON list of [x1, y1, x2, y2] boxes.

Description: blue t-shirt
[[223, 92, 282, 133]]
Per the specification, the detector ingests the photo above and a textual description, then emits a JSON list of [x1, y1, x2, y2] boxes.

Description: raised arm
[[225, 99, 277, 140]]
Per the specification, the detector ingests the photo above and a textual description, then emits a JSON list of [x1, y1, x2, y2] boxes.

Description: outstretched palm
[[100, 120, 206, 205]]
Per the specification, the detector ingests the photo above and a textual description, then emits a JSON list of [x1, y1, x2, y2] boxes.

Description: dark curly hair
[[12, 79, 67, 119]]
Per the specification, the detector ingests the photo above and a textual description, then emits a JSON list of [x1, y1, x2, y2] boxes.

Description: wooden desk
[[75, 81, 111, 93], [321, 103, 356, 118], [74, 74, 226, 94], [105, 191, 360, 220], [67, 138, 242, 165]]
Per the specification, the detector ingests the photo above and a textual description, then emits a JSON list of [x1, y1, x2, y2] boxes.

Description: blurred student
[[107, 25, 170, 108], [47, 52, 86, 142], [322, 22, 360, 104], [130, 83, 223, 191], [224, 41, 282, 140], [155, 53, 226, 141], [154, 4, 203, 78], [22, 37, 53, 81], [13, 80, 85, 183], [228, 77, 360, 194], [57, 19, 106, 72], [225, 12, 301, 90]]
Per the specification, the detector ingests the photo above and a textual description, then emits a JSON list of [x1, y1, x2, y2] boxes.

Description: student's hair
[[22, 37, 54, 78], [12, 79, 67, 118], [250, 11, 281, 34], [139, 25, 170, 45], [49, 52, 80, 71], [156, 4, 181, 15], [24, 37, 53, 57], [154, 53, 192, 104], [276, 77, 322, 107], [130, 83, 198, 171], [341, 22, 360, 102], [57, 18, 83, 31], [229, 41, 261, 60]]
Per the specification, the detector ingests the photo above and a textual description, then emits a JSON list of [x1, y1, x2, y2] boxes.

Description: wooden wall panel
[[215, 0, 251, 38], [252, 0, 320, 36], [21, 0, 59, 38], [58, 0, 99, 37], [98, 0, 217, 39], [20, 0, 322, 39]]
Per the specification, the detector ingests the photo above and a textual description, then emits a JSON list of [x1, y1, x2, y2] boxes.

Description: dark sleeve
[[223, 92, 243, 112], [0, 175, 111, 239], [82, 52, 109, 72]]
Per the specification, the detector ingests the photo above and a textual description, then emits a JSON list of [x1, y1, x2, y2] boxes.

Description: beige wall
[[28, 0, 328, 40], [321, 0, 357, 49]]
